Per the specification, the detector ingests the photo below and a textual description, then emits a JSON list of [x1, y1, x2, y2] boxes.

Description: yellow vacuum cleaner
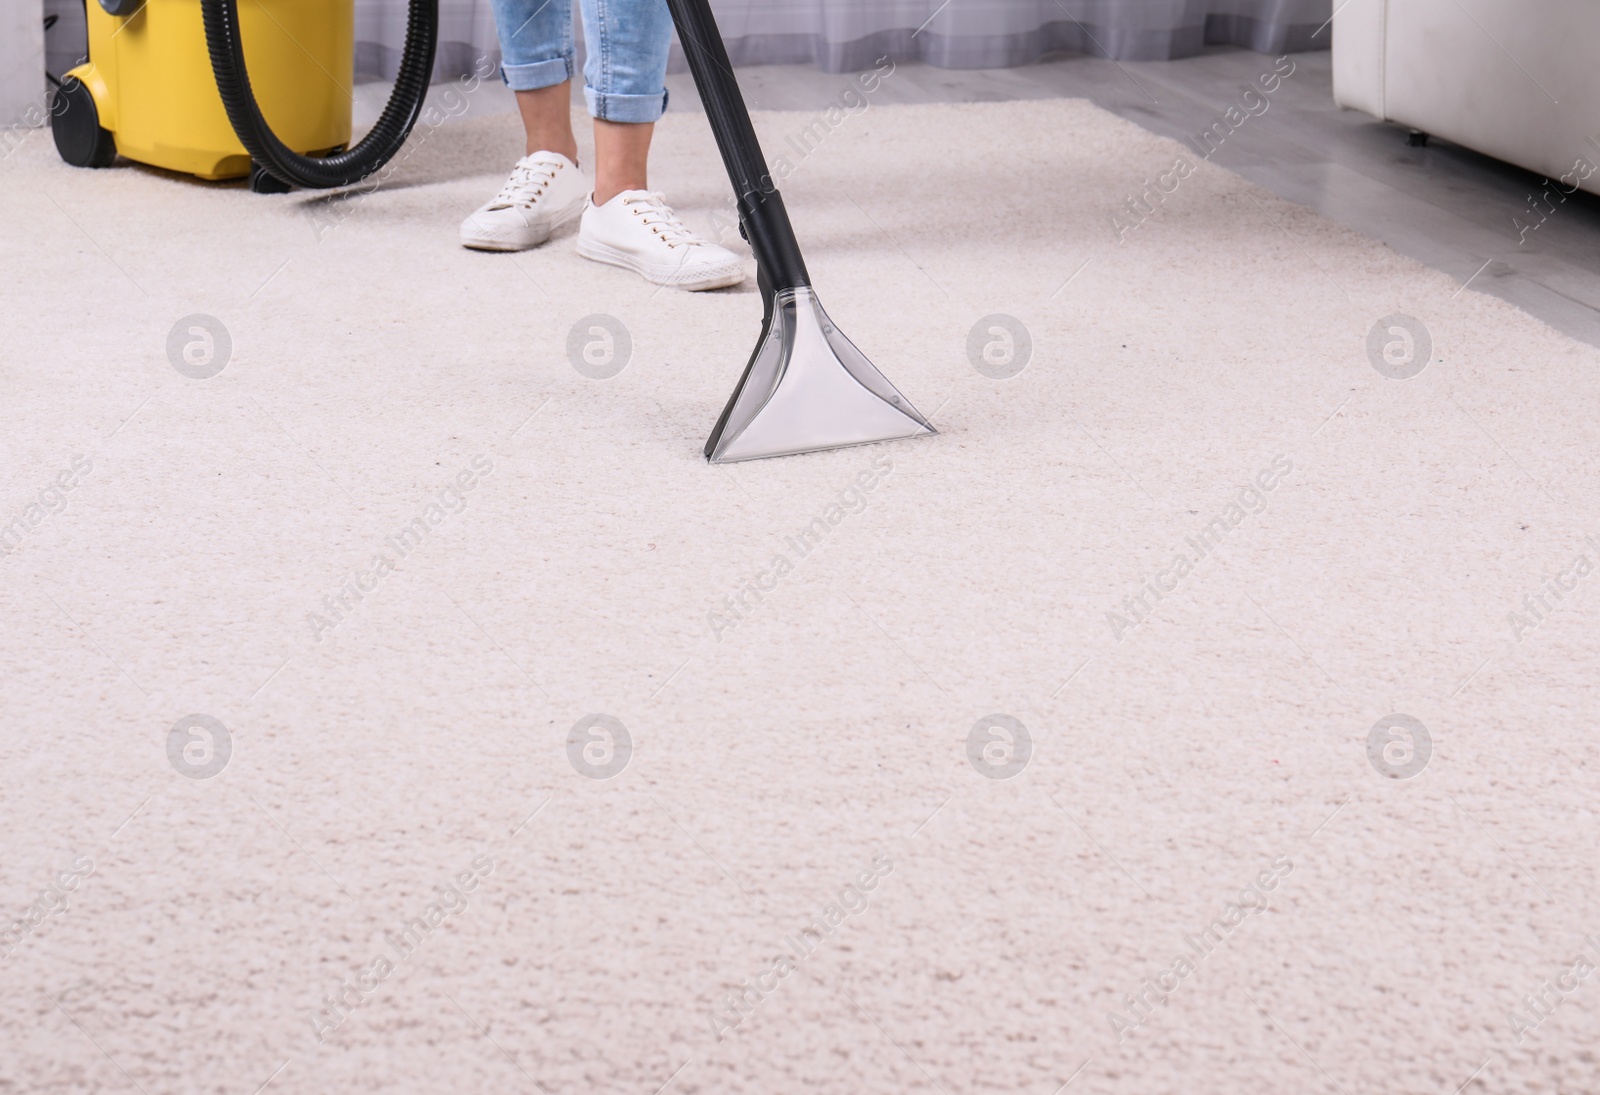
[[54, 0, 437, 193]]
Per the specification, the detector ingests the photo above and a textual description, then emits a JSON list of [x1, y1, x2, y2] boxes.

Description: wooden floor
[[370, 46, 1600, 349]]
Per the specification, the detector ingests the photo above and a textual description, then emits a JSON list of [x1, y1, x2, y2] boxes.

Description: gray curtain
[[357, 0, 1331, 81], [355, 0, 504, 82]]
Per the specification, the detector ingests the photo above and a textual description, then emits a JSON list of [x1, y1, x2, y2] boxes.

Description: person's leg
[[516, 84, 579, 163], [593, 119, 652, 206], [461, 0, 589, 251], [575, 0, 743, 290], [578, 0, 671, 201], [494, 0, 579, 148]]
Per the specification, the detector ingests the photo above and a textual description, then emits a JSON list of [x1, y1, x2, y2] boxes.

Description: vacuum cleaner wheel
[[248, 162, 292, 194], [51, 77, 117, 169]]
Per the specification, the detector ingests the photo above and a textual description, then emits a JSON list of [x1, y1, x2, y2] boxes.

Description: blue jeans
[[492, 0, 673, 123]]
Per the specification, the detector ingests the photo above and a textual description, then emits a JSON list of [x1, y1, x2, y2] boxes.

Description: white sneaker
[[460, 151, 588, 251], [576, 190, 745, 291]]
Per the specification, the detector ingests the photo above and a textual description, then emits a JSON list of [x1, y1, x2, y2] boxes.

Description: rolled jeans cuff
[[585, 86, 669, 123], [501, 55, 575, 91]]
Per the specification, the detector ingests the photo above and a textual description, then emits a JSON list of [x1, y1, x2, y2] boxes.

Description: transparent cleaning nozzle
[[707, 287, 936, 463]]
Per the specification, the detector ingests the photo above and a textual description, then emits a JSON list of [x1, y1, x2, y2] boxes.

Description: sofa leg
[[1407, 129, 1430, 147]]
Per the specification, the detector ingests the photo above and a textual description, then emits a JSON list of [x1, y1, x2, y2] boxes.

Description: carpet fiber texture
[[3, 96, 1599, 1095]]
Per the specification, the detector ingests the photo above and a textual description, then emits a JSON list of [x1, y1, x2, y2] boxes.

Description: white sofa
[[1333, 0, 1600, 197]]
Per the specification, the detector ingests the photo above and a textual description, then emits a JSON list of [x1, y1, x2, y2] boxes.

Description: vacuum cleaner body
[[58, 0, 353, 180]]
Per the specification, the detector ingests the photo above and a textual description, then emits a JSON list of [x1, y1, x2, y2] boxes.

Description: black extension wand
[[663, 0, 935, 462]]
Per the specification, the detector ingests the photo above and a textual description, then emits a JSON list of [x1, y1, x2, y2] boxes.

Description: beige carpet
[[3, 93, 1599, 1095]]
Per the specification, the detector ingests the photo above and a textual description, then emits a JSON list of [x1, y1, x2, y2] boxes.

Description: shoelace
[[489, 157, 561, 209], [622, 191, 704, 249]]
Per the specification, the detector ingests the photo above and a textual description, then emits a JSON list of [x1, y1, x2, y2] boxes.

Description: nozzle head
[[706, 287, 935, 463]]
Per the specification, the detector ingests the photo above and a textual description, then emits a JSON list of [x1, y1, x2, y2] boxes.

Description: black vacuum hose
[[200, 0, 438, 189]]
